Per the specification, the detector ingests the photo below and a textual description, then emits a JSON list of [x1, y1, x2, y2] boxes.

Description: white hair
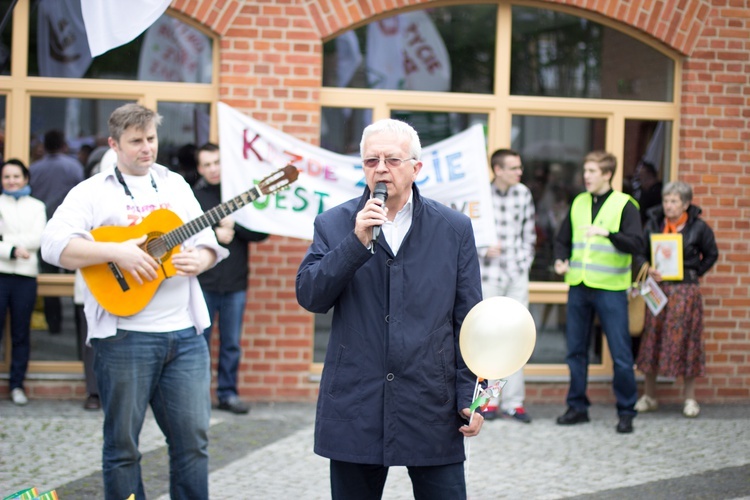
[[359, 119, 422, 160]]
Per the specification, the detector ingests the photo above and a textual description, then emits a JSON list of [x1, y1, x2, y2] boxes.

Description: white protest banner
[[218, 102, 495, 245]]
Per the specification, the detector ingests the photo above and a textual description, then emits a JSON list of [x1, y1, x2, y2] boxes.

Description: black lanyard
[[114, 167, 158, 200]]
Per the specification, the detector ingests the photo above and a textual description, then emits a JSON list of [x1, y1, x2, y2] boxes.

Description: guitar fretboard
[[161, 186, 261, 248]]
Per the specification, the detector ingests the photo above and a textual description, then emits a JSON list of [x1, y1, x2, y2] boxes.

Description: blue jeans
[[0, 274, 36, 390], [202, 290, 246, 402], [92, 328, 210, 500], [565, 285, 637, 416], [330, 460, 466, 500]]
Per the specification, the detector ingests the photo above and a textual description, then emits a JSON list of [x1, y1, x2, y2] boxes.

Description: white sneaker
[[634, 395, 658, 412], [683, 399, 700, 418], [10, 388, 28, 406]]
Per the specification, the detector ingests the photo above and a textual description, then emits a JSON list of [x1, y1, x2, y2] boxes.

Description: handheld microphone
[[370, 182, 388, 252]]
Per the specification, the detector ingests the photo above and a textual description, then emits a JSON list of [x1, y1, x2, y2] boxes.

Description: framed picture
[[650, 233, 683, 280]]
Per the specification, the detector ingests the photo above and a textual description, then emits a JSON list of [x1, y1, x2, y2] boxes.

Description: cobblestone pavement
[[1, 400, 748, 499]]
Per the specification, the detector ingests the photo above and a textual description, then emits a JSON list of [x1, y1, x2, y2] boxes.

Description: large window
[[317, 2, 680, 375], [511, 6, 674, 101], [322, 4, 497, 94], [0, 1, 217, 374]]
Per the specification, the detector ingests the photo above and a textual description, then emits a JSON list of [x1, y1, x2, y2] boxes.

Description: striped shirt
[[478, 182, 536, 288]]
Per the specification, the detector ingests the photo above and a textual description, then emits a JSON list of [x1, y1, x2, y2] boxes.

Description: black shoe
[[616, 415, 634, 434], [556, 407, 590, 425], [217, 397, 250, 414], [83, 394, 101, 411]]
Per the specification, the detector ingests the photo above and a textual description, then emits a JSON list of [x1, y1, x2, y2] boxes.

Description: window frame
[[316, 1, 682, 378]]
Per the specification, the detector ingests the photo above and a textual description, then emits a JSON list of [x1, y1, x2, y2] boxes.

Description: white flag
[[37, 0, 92, 77], [80, 0, 172, 57], [401, 11, 451, 92], [366, 17, 406, 89], [365, 11, 450, 92]]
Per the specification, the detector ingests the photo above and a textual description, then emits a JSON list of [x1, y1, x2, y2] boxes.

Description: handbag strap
[[634, 262, 650, 285]]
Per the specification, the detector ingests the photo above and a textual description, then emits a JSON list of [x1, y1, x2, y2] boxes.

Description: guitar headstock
[[258, 164, 299, 195]]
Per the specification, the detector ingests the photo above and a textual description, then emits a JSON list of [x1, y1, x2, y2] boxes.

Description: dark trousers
[[565, 285, 638, 415], [330, 460, 466, 500], [0, 274, 37, 389]]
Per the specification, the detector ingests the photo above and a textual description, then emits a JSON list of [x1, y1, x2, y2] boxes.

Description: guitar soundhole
[[146, 235, 168, 260]]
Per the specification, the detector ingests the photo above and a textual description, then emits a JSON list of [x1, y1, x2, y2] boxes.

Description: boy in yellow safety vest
[[553, 151, 643, 434]]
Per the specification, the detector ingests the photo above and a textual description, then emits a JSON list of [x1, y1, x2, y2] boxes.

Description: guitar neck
[[161, 186, 262, 248]]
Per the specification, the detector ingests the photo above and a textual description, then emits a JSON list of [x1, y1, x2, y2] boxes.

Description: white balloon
[[459, 296, 537, 379]]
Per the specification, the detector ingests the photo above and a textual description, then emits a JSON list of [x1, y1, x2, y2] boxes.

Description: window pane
[[528, 303, 602, 364], [29, 296, 78, 361], [511, 115, 606, 282], [0, 94, 5, 160], [29, 7, 212, 83], [391, 110, 488, 147], [323, 4, 496, 94], [30, 96, 131, 166], [511, 6, 674, 101], [0, 0, 12, 75], [155, 101, 211, 186], [623, 120, 672, 223], [321, 107, 369, 155]]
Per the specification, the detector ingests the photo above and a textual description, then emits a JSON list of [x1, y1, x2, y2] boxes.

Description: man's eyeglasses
[[362, 157, 416, 169], [503, 165, 524, 172]]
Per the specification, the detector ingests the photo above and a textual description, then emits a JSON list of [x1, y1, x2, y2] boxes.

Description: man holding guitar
[[41, 103, 228, 500]]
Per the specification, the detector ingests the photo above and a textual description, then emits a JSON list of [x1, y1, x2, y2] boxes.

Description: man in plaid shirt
[[478, 148, 536, 423]]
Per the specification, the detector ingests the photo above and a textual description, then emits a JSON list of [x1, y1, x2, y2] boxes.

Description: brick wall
[[677, 0, 750, 402], [166, 0, 748, 405]]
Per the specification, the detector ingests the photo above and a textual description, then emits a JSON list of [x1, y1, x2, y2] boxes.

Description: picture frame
[[650, 233, 683, 280]]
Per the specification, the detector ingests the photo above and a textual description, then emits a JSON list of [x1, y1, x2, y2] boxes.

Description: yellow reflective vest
[[565, 191, 637, 291]]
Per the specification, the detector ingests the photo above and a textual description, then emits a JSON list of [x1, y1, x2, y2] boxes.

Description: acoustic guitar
[[81, 164, 299, 316]]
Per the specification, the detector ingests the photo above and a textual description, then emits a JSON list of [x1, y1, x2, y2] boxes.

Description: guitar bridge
[[108, 262, 130, 292]]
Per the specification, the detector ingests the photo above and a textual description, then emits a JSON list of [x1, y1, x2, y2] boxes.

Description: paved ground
[[1, 399, 748, 499]]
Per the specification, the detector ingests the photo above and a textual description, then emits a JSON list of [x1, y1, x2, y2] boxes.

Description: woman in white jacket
[[0, 159, 47, 405]]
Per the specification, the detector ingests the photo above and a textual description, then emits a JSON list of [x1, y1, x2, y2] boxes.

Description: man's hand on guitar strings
[[115, 235, 159, 285], [172, 246, 215, 277]]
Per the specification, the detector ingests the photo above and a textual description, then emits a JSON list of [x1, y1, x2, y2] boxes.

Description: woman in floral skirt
[[634, 181, 718, 418]]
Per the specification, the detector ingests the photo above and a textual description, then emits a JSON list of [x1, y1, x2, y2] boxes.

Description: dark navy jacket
[[296, 185, 482, 466]]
